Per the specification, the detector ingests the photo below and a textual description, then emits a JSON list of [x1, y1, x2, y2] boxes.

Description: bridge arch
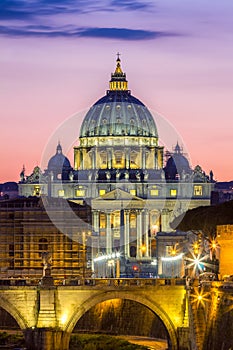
[[0, 295, 28, 330], [65, 290, 178, 349]]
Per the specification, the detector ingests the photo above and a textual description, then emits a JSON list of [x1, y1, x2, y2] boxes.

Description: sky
[[1, 0, 233, 182]]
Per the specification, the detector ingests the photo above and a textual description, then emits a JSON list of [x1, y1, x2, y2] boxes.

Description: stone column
[[107, 148, 112, 169], [124, 210, 130, 257], [136, 210, 142, 258], [161, 209, 171, 232], [125, 148, 130, 169], [106, 211, 112, 254], [91, 148, 96, 169], [143, 210, 149, 257], [93, 210, 99, 235], [142, 147, 146, 169], [80, 149, 83, 170], [74, 148, 80, 170], [154, 149, 158, 170], [120, 208, 125, 249]]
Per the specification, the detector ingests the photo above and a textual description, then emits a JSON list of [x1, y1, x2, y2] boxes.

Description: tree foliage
[[171, 200, 233, 237]]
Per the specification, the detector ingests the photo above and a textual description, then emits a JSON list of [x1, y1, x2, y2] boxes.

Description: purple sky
[[1, 0, 233, 182]]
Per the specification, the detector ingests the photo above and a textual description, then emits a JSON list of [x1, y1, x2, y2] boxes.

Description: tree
[[171, 200, 233, 240]]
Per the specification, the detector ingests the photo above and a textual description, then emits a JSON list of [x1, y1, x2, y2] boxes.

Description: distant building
[[0, 182, 18, 200], [18, 57, 214, 278], [211, 181, 233, 205]]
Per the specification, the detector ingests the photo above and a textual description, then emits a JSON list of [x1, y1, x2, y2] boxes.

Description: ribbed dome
[[48, 143, 71, 172], [79, 57, 158, 139], [164, 143, 191, 180]]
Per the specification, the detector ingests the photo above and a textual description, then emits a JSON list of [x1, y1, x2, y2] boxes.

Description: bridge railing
[[0, 277, 187, 287], [1, 278, 233, 289], [57, 277, 186, 287], [0, 277, 182, 287]]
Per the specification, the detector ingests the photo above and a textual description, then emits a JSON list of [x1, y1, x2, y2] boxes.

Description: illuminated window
[[99, 189, 106, 196], [170, 189, 177, 197], [150, 189, 159, 196], [33, 186, 41, 196], [130, 189, 136, 196], [76, 189, 85, 197], [58, 190, 64, 197], [193, 185, 203, 196]]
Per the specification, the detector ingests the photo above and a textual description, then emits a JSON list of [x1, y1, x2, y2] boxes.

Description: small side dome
[[164, 143, 191, 180], [47, 143, 71, 180], [1, 182, 18, 199], [2, 182, 18, 192]]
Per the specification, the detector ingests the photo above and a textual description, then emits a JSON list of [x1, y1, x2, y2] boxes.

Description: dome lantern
[[109, 53, 128, 91]]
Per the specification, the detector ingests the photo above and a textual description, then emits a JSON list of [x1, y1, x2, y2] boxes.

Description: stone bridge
[[0, 278, 233, 350], [0, 278, 231, 350]]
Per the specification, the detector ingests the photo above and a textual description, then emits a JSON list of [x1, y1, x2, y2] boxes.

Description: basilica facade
[[18, 57, 214, 278]]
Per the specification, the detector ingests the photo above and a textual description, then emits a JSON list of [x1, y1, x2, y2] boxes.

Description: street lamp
[[192, 241, 200, 256], [169, 243, 179, 278]]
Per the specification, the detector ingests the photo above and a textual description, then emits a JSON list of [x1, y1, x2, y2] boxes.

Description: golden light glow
[[191, 288, 210, 308], [168, 243, 179, 257], [141, 245, 146, 253], [192, 241, 200, 255], [61, 313, 68, 325], [210, 240, 218, 250]]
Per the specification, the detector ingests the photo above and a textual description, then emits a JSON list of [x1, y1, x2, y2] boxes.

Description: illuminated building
[[0, 197, 91, 278], [18, 56, 214, 277]]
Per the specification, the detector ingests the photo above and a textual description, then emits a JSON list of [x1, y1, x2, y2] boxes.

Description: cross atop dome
[[109, 53, 128, 91]]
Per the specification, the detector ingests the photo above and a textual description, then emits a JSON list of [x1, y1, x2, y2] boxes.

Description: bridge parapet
[[59, 277, 186, 287]]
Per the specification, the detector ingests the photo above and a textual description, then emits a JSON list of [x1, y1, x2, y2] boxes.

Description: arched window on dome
[[130, 118, 136, 135]]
